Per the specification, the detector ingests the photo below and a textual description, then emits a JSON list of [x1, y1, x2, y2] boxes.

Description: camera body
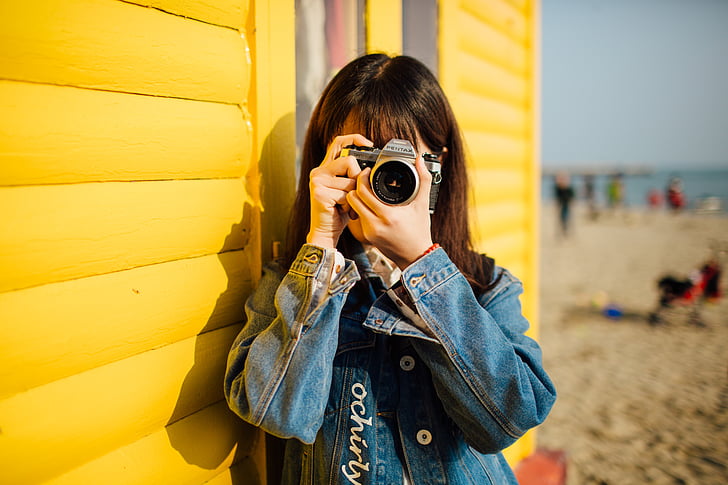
[[341, 139, 442, 214]]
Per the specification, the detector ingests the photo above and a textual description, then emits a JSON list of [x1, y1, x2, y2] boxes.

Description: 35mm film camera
[[341, 139, 442, 214]]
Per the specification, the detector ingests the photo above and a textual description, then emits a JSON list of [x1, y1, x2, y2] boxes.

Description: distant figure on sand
[[647, 188, 663, 209], [666, 176, 686, 212], [606, 173, 624, 210], [583, 174, 598, 219], [554, 172, 575, 237]]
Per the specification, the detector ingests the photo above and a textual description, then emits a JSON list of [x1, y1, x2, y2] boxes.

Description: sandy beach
[[536, 204, 728, 484]]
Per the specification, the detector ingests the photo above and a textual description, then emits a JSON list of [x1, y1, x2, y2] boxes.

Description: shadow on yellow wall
[[164, 200, 262, 482], [164, 112, 297, 485], [258, 112, 297, 262]]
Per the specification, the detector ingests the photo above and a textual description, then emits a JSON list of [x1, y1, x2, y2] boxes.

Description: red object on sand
[[514, 448, 567, 485]]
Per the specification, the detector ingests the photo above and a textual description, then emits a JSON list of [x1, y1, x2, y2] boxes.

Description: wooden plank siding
[[0, 81, 250, 186], [0, 0, 249, 103], [457, 12, 529, 75], [45, 402, 263, 485], [0, 180, 252, 292], [0, 0, 273, 483], [439, 0, 541, 466], [127, 0, 249, 30], [0, 325, 241, 482], [0, 251, 254, 398]]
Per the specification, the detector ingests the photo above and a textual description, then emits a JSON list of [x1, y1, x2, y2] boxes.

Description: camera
[[341, 139, 442, 214]]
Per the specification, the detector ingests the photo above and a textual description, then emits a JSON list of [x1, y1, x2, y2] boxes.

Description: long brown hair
[[285, 54, 494, 293]]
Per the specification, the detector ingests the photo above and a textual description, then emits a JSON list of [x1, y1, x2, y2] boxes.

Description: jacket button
[[399, 355, 415, 371], [416, 429, 432, 445]]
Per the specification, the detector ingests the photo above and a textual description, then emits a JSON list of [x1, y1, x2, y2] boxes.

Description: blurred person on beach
[[647, 188, 663, 210], [554, 172, 575, 237], [224, 54, 556, 485], [666, 176, 687, 212], [583, 173, 598, 220], [606, 172, 625, 210], [605, 172, 629, 222]]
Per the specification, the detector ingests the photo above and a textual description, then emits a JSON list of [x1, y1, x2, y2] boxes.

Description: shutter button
[[399, 355, 415, 371], [416, 429, 432, 445]]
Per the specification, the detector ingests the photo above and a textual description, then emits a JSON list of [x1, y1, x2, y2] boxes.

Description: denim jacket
[[225, 242, 556, 485]]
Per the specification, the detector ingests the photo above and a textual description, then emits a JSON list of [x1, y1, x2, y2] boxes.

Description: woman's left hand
[[346, 154, 434, 269]]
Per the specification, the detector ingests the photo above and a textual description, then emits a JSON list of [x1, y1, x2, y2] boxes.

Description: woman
[[225, 53, 556, 485]]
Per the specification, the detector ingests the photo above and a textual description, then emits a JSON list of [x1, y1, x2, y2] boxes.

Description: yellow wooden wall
[[439, 0, 541, 465], [0, 0, 539, 481], [366, 0, 403, 54], [0, 0, 298, 482]]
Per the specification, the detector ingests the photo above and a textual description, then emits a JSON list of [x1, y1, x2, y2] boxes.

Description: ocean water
[[541, 166, 728, 211]]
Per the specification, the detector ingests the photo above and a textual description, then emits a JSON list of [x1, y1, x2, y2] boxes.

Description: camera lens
[[371, 160, 418, 205]]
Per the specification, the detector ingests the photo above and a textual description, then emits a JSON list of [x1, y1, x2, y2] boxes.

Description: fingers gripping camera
[[341, 139, 442, 214]]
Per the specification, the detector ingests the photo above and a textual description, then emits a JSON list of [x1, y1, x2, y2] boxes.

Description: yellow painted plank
[[126, 0, 250, 30], [472, 230, 526, 267], [504, 0, 529, 12], [0, 326, 241, 484], [472, 187, 529, 208], [458, 51, 528, 107], [471, 166, 527, 185], [0, 81, 251, 186], [471, 201, 527, 237], [0, 0, 249, 103], [201, 460, 268, 485], [457, 8, 528, 74], [214, 454, 270, 485], [471, 169, 528, 205], [461, 0, 528, 43], [453, 92, 528, 138], [46, 401, 262, 485], [0, 250, 253, 399], [366, 0, 403, 55], [0, 179, 253, 292], [464, 131, 529, 169]]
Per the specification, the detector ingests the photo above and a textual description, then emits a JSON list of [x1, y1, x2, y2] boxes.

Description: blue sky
[[541, 0, 728, 169]]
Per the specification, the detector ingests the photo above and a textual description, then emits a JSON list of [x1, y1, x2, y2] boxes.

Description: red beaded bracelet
[[421, 243, 440, 257]]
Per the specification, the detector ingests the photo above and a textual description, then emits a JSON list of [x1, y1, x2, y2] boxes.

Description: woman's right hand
[[306, 134, 373, 249]]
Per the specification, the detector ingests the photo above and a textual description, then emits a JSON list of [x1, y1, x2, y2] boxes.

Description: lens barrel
[[370, 160, 419, 205]]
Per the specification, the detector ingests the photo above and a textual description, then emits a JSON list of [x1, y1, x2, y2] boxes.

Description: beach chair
[[648, 240, 726, 326]]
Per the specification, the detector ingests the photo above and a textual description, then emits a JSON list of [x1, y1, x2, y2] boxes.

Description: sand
[[536, 205, 728, 485]]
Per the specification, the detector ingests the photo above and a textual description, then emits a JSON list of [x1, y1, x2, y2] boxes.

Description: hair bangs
[[346, 89, 421, 150]]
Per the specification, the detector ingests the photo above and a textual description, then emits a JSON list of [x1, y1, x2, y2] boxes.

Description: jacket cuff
[[400, 247, 459, 300], [290, 244, 358, 294]]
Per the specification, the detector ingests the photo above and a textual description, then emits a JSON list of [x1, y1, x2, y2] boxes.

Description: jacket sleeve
[[224, 244, 359, 443], [400, 248, 556, 453]]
